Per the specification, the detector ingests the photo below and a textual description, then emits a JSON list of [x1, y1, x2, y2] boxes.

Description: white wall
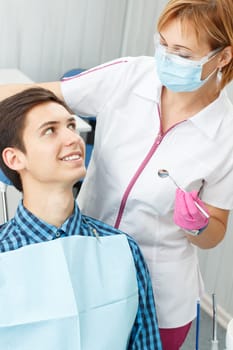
[[198, 214, 233, 327], [198, 82, 233, 328], [228, 82, 233, 101], [0, 0, 167, 82], [0, 0, 233, 325]]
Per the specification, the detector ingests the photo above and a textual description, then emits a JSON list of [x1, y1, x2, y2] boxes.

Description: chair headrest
[[0, 169, 12, 185]]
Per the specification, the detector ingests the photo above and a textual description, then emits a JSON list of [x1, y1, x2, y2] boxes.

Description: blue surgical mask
[[155, 44, 220, 92]]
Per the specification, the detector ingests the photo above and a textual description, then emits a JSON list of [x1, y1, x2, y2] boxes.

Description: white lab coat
[[62, 56, 233, 327]]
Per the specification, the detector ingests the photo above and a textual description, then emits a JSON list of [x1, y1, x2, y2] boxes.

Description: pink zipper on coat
[[114, 105, 165, 229]]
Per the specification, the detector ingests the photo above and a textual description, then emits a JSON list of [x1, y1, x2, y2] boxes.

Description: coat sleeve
[[61, 57, 131, 117]]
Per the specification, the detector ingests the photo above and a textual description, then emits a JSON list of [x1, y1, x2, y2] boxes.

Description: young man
[[0, 87, 162, 350]]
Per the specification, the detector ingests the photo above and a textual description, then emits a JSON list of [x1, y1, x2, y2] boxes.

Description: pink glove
[[174, 189, 209, 231]]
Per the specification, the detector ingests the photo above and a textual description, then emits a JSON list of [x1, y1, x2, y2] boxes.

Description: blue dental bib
[[0, 234, 138, 350]]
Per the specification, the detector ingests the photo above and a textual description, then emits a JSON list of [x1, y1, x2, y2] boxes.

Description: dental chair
[[0, 169, 12, 223], [61, 68, 96, 197], [226, 318, 233, 349]]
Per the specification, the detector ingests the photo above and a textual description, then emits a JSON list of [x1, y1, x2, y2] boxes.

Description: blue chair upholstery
[[85, 144, 93, 169], [0, 169, 12, 185], [61, 68, 96, 167], [0, 169, 11, 223], [61, 68, 85, 79]]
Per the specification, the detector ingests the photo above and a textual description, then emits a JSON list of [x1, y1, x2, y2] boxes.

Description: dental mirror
[[157, 169, 209, 218], [157, 169, 182, 189]]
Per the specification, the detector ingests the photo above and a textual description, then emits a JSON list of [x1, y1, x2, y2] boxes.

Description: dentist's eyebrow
[[159, 32, 192, 51]]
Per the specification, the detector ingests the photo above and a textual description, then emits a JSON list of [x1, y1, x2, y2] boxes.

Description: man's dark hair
[[0, 87, 74, 192]]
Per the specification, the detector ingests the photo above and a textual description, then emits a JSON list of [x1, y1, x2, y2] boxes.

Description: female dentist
[[1, 0, 233, 349]]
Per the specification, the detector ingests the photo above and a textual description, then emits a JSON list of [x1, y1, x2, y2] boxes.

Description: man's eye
[[44, 127, 54, 135], [68, 123, 76, 130]]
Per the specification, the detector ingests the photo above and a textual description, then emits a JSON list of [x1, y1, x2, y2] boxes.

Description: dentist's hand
[[174, 189, 209, 233]]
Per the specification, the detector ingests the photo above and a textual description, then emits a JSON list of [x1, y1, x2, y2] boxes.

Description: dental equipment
[[211, 293, 219, 350], [0, 181, 8, 223]]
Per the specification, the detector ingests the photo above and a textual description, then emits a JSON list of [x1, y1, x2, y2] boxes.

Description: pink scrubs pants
[[159, 321, 192, 350]]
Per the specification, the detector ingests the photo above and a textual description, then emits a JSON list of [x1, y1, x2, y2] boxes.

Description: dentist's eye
[[177, 52, 192, 59], [159, 40, 167, 49], [161, 41, 167, 46]]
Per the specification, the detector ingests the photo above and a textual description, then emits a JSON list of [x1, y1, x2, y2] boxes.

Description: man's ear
[[2, 147, 26, 171]]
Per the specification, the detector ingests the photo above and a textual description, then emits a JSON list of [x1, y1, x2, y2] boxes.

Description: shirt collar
[[14, 200, 82, 243], [132, 63, 161, 103], [188, 90, 229, 139]]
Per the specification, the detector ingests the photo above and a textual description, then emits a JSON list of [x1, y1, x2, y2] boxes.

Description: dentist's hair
[[157, 0, 233, 89], [0, 87, 73, 191]]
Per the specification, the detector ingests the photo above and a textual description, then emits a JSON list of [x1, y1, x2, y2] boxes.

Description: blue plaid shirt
[[0, 201, 162, 350]]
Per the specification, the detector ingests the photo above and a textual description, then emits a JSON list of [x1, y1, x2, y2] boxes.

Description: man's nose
[[63, 128, 82, 145]]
